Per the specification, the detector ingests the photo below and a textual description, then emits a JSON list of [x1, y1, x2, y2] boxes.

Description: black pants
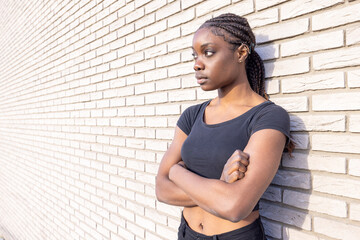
[[178, 214, 266, 240]]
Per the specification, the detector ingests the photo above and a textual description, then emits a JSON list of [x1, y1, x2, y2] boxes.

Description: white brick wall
[[1, 1, 360, 240]]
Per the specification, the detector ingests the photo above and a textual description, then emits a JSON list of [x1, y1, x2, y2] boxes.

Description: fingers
[[227, 170, 245, 183]]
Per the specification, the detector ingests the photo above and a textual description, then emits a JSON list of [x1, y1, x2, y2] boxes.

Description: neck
[[216, 78, 258, 106]]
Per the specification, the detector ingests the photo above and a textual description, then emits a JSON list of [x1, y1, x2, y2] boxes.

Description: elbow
[[155, 176, 166, 203], [220, 200, 250, 223]]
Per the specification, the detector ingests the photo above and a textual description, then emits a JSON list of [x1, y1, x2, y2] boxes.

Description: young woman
[[156, 13, 292, 240]]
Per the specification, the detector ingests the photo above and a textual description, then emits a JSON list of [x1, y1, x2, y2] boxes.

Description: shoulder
[[257, 101, 289, 119], [250, 101, 290, 140], [177, 100, 211, 135]]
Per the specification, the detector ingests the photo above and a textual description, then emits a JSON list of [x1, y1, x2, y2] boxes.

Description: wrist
[[169, 164, 184, 181]]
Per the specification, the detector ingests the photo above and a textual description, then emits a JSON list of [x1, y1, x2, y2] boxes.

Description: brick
[[181, 0, 203, 10], [281, 0, 344, 20], [168, 89, 196, 102], [126, 95, 145, 107], [348, 69, 360, 88], [349, 159, 360, 177], [156, 1, 180, 21], [144, 44, 167, 59], [168, 62, 194, 77], [313, 46, 360, 70], [273, 169, 311, 189], [135, 59, 155, 73], [264, 57, 309, 78], [265, 79, 280, 94], [195, 0, 231, 17], [262, 186, 282, 202], [281, 30, 343, 57], [290, 114, 345, 132], [156, 27, 181, 44], [125, 7, 144, 24], [254, 18, 309, 44], [145, 0, 167, 14], [260, 202, 311, 230], [314, 217, 360, 239], [135, 36, 155, 51], [312, 2, 360, 30], [135, 129, 156, 139], [144, 19, 167, 37], [262, 219, 282, 239], [213, 0, 254, 17], [168, 35, 193, 52], [313, 134, 360, 154], [282, 153, 346, 174], [135, 106, 155, 116], [313, 174, 360, 199], [135, 82, 155, 94], [256, 0, 288, 10], [156, 224, 178, 240], [126, 52, 144, 65], [350, 203, 360, 221], [156, 104, 180, 115], [248, 8, 278, 28], [282, 72, 345, 93], [135, 13, 155, 30], [347, 25, 360, 46], [283, 227, 318, 240], [270, 96, 308, 112], [144, 68, 167, 82], [118, 2, 135, 18], [181, 15, 208, 36], [156, 53, 181, 68], [126, 74, 144, 85], [283, 190, 346, 217], [196, 89, 217, 100], [145, 139, 168, 151], [350, 115, 360, 132], [256, 44, 279, 61], [145, 92, 168, 104], [312, 92, 360, 111], [156, 129, 174, 140], [168, 8, 194, 27], [125, 30, 144, 44], [156, 78, 181, 91]]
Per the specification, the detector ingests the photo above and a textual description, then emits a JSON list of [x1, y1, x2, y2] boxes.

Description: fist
[[220, 150, 249, 183]]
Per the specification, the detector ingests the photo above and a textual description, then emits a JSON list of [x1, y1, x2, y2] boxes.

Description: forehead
[[192, 27, 228, 49]]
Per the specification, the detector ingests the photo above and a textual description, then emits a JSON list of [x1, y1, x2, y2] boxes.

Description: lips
[[195, 74, 208, 84]]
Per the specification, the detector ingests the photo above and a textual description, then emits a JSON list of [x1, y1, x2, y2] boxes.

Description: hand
[[177, 160, 187, 169], [220, 150, 249, 183]]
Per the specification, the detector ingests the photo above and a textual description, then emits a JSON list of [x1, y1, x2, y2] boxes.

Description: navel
[[199, 222, 204, 230]]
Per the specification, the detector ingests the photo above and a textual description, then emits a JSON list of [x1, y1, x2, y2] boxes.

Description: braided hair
[[198, 13, 268, 100], [198, 13, 295, 153]]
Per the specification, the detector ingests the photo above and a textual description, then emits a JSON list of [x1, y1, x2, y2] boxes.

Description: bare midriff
[[183, 206, 259, 236]]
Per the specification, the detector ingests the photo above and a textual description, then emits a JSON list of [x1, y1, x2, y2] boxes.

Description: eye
[[204, 50, 214, 57], [192, 52, 198, 60]]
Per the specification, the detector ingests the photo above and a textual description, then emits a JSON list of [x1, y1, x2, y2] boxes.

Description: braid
[[198, 13, 268, 99], [198, 14, 296, 153]]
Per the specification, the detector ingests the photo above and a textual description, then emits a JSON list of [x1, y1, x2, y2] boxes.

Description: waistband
[[179, 213, 265, 240]]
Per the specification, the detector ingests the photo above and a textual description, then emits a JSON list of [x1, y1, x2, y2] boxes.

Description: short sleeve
[[250, 104, 290, 144], [176, 101, 209, 135], [177, 107, 194, 135]]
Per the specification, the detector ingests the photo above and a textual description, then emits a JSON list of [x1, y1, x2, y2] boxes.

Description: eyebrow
[[191, 43, 216, 50]]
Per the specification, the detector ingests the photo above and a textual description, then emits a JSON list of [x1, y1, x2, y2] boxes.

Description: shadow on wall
[[255, 34, 311, 240]]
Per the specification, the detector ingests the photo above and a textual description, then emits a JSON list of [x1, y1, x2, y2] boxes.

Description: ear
[[236, 44, 250, 63]]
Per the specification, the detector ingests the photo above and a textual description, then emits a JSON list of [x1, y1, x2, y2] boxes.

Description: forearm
[[169, 164, 247, 222], [155, 174, 197, 207]]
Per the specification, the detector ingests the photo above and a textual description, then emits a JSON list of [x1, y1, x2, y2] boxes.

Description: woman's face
[[192, 27, 242, 91]]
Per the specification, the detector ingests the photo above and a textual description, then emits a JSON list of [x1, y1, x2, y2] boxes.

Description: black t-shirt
[[177, 100, 290, 211]]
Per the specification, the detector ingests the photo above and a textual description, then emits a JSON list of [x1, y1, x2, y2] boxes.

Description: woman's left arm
[[169, 128, 286, 222]]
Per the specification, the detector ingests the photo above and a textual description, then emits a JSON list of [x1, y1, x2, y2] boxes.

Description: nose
[[193, 59, 204, 71]]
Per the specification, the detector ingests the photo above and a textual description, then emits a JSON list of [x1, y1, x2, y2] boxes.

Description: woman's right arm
[[155, 126, 197, 207]]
